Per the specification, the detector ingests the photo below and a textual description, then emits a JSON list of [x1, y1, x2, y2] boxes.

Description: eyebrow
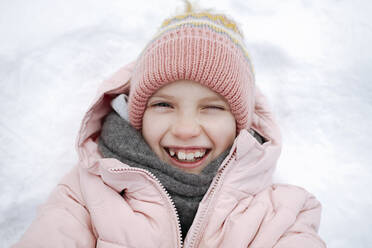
[[150, 94, 176, 100], [150, 94, 225, 102], [200, 96, 226, 102]]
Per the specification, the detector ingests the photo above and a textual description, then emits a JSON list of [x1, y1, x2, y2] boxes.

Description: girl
[[14, 3, 326, 248]]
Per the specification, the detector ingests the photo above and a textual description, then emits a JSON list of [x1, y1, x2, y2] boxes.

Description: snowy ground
[[1, 0, 371, 247]]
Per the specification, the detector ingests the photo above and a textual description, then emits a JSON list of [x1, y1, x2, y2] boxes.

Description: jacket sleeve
[[12, 166, 96, 248], [273, 187, 326, 248]]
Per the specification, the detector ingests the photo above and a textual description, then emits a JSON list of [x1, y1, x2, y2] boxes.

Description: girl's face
[[142, 80, 236, 174]]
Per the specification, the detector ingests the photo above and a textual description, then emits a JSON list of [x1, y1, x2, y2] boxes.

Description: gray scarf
[[97, 112, 229, 238]]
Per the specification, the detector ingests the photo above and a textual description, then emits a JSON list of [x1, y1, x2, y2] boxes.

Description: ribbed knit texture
[[128, 12, 255, 132]]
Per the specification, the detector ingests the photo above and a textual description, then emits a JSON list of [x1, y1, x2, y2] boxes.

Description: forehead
[[151, 80, 226, 102]]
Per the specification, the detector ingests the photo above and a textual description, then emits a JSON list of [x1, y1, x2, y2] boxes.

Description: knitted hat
[[128, 7, 255, 132]]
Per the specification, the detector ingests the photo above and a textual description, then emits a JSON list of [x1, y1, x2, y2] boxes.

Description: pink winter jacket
[[13, 62, 326, 248]]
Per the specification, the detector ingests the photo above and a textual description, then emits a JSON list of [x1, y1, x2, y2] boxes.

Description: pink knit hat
[[128, 9, 255, 132]]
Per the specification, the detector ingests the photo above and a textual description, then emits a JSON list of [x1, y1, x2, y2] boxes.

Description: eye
[[203, 105, 226, 111], [151, 102, 173, 108]]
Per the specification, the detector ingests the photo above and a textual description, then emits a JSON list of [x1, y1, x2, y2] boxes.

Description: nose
[[171, 114, 201, 140]]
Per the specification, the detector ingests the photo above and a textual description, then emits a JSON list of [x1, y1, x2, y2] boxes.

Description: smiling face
[[142, 80, 236, 174]]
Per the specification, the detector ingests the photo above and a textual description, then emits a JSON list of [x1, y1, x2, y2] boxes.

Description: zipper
[[186, 152, 236, 248], [109, 167, 183, 248]]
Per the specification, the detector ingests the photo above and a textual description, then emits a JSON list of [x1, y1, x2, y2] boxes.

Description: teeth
[[177, 152, 186, 160], [194, 151, 201, 158], [194, 150, 206, 158], [186, 153, 194, 160], [168, 148, 207, 161]]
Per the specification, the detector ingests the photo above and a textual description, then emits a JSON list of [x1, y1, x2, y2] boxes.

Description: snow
[[1, 0, 371, 247]]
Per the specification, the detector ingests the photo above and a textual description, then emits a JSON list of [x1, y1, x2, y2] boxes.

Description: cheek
[[201, 114, 236, 149], [142, 111, 170, 150]]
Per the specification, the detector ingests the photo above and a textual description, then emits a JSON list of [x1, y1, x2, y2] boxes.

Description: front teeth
[[178, 152, 186, 160], [168, 148, 206, 162]]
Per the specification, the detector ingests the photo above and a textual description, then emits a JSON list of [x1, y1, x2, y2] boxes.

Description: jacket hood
[[75, 61, 282, 195]]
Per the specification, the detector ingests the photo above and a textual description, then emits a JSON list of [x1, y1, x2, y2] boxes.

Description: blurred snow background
[[0, 0, 371, 247]]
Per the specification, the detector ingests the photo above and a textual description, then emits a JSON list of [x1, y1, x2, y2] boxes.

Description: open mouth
[[164, 147, 211, 163]]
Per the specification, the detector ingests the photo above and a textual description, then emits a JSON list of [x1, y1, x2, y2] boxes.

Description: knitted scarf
[[97, 112, 229, 238]]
